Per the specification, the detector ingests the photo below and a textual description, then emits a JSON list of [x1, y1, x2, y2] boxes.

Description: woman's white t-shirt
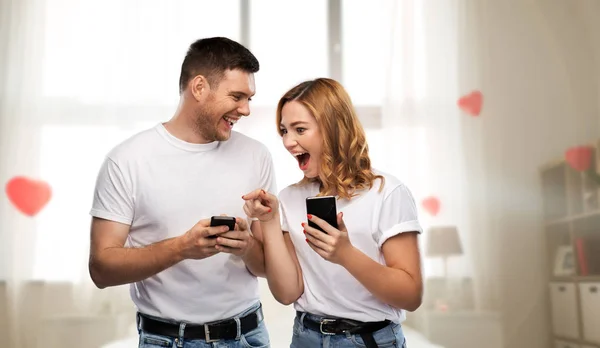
[[278, 169, 423, 323]]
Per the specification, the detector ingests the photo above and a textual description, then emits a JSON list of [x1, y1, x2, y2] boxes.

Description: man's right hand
[[177, 219, 231, 260]]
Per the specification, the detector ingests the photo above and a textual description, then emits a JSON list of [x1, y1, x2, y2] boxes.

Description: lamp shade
[[426, 225, 463, 257]]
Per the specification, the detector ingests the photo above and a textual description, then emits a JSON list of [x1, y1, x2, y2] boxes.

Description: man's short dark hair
[[178, 37, 259, 94]]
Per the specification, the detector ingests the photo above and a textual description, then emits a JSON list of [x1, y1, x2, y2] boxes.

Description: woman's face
[[279, 101, 323, 179]]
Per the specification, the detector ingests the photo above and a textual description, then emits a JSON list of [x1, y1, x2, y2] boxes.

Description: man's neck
[[164, 110, 212, 144]]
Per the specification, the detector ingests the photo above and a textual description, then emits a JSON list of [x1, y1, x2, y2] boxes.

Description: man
[[88, 37, 276, 348]]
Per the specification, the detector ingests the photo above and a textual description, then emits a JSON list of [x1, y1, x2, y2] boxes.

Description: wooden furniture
[[540, 139, 600, 348]]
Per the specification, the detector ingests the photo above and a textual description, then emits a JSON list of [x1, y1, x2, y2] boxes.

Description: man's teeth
[[223, 116, 238, 125]]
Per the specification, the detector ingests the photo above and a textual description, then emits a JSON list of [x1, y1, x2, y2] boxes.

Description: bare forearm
[[341, 248, 423, 311], [242, 237, 266, 277], [89, 237, 184, 289], [262, 218, 303, 305]]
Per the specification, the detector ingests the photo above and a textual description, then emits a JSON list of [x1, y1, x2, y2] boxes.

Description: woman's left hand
[[303, 212, 355, 265]]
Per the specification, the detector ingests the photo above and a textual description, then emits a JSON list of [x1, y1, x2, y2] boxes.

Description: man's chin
[[215, 130, 232, 141]]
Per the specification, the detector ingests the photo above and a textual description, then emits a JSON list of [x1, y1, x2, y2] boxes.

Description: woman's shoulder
[[371, 168, 408, 195], [278, 181, 317, 201]]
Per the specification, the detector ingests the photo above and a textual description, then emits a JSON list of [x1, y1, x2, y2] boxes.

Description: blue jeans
[[290, 312, 407, 348], [138, 302, 270, 348]]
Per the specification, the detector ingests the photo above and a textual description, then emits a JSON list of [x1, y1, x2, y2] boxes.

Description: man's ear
[[190, 75, 209, 101]]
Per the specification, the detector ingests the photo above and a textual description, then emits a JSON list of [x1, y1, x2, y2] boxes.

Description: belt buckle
[[204, 324, 219, 343], [319, 319, 336, 335]]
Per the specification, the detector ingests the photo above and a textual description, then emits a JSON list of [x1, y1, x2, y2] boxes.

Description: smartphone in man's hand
[[209, 216, 236, 238]]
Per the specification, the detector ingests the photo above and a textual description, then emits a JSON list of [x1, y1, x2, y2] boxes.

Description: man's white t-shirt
[[278, 169, 422, 323], [90, 123, 277, 323]]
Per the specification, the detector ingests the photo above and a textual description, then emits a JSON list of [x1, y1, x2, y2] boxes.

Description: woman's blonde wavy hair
[[276, 78, 384, 200]]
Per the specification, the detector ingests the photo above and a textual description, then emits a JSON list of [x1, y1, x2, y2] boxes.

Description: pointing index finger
[[242, 188, 264, 201]]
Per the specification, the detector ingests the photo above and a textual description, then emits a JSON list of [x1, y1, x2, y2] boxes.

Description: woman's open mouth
[[295, 152, 311, 171]]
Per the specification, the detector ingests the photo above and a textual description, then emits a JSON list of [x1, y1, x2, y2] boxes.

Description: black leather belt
[[297, 311, 390, 348], [138, 305, 263, 342]]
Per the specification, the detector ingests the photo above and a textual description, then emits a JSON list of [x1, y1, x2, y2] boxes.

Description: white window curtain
[[381, 0, 499, 311]]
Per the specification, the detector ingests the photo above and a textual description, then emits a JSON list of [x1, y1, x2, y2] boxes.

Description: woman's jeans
[[137, 302, 270, 348], [290, 312, 407, 348]]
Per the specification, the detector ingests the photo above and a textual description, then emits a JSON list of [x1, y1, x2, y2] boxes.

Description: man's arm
[[89, 217, 227, 289], [88, 217, 184, 289], [240, 220, 266, 277]]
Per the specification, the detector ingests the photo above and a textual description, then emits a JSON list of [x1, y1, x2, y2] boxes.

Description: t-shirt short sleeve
[[89, 157, 134, 225], [280, 201, 290, 233], [375, 184, 423, 248], [249, 147, 278, 222]]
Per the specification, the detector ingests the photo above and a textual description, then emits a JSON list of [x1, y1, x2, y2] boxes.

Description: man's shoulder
[[228, 131, 267, 147], [226, 131, 271, 155], [106, 124, 160, 163]]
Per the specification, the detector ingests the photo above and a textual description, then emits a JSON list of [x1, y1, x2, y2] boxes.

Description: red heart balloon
[[565, 146, 593, 172], [458, 90, 483, 116], [422, 196, 441, 216], [5, 176, 52, 216]]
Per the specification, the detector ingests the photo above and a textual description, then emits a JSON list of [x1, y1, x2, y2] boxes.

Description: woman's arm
[[339, 231, 423, 311], [262, 218, 304, 305], [305, 213, 423, 311], [243, 189, 304, 305]]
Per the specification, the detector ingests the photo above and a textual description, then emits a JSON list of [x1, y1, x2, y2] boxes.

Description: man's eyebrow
[[229, 90, 255, 98]]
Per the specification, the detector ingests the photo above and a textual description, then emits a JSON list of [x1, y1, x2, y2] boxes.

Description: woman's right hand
[[242, 189, 279, 223]]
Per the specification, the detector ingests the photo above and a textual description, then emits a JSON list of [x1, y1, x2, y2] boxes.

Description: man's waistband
[[138, 304, 263, 342]]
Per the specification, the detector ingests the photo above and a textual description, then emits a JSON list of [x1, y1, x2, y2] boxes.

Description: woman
[[242, 78, 423, 348]]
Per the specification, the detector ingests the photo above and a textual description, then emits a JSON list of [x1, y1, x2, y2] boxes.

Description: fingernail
[[268, 208, 272, 212], [301, 222, 305, 227], [303, 230, 306, 234], [241, 195, 245, 199], [305, 239, 308, 243], [261, 190, 265, 194], [307, 214, 312, 219]]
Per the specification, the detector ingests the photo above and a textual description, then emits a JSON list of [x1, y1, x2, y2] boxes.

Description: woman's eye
[[296, 128, 306, 133], [280, 129, 287, 134]]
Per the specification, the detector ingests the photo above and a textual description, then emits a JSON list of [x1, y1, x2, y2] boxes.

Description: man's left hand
[[215, 217, 254, 257]]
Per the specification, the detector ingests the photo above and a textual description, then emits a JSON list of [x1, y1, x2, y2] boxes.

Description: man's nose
[[237, 100, 250, 117]]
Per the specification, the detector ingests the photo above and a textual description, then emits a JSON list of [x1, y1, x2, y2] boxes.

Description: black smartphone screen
[[209, 216, 236, 236], [305, 196, 338, 233]]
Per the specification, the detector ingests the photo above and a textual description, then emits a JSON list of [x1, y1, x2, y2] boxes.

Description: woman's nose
[[283, 134, 297, 150]]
